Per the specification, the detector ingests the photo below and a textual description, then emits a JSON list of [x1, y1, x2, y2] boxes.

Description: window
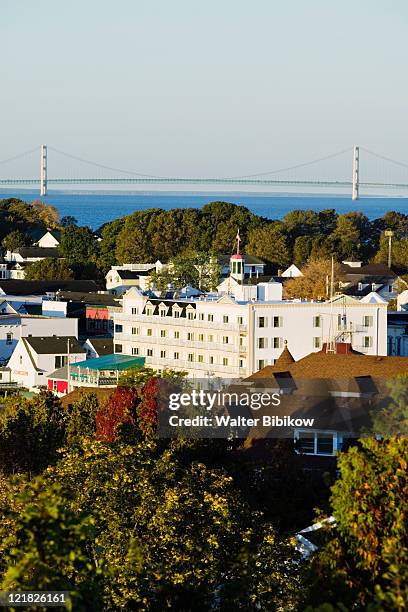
[[272, 316, 283, 328], [313, 337, 321, 349], [160, 350, 166, 358], [273, 337, 282, 349], [147, 348, 153, 357], [115, 344, 123, 353], [19, 355, 23, 365], [160, 329, 166, 338], [257, 359, 265, 370], [55, 356, 67, 369], [132, 347, 139, 355], [174, 310, 180, 318], [146, 308, 153, 316], [199, 313, 204, 321], [188, 353, 194, 362], [297, 431, 335, 456], [258, 316, 266, 328], [208, 314, 214, 322], [363, 336, 373, 348], [223, 315, 229, 324], [160, 309, 166, 317], [198, 333, 204, 342], [188, 311, 195, 320], [222, 357, 228, 366], [363, 315, 373, 327], [313, 316, 321, 328], [209, 356, 214, 364], [6, 333, 12, 345], [240, 336, 245, 346], [208, 334, 213, 342], [239, 359, 245, 368], [131, 327, 139, 335], [187, 332, 194, 341], [174, 331, 180, 339], [131, 307, 138, 315], [147, 328, 153, 337], [115, 324, 123, 333], [198, 355, 204, 363], [237, 316, 244, 325], [223, 336, 229, 344], [258, 337, 267, 349]]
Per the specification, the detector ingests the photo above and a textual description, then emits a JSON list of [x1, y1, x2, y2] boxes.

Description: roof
[[218, 254, 266, 266], [72, 354, 145, 371], [28, 228, 61, 242], [85, 338, 114, 356], [16, 247, 63, 259], [116, 270, 144, 280], [24, 336, 85, 355], [0, 280, 100, 296], [339, 263, 397, 278], [57, 291, 120, 306], [246, 347, 408, 380]]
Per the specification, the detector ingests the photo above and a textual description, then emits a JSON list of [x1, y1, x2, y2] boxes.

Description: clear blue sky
[[2, 0, 408, 180]]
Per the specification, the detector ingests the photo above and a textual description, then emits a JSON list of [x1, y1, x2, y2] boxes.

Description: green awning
[[72, 354, 145, 371]]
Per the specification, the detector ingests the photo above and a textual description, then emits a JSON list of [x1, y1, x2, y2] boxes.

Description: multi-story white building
[[113, 255, 388, 381]]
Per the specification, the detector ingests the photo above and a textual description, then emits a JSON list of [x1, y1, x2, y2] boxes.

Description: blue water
[[1, 189, 407, 230]]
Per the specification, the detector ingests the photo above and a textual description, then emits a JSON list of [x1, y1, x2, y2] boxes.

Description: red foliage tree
[[96, 386, 138, 442], [137, 377, 159, 435]]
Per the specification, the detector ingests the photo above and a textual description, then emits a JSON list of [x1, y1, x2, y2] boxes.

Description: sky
[[1, 0, 408, 183]]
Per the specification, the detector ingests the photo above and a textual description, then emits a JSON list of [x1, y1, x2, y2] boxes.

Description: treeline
[[2, 199, 408, 281]]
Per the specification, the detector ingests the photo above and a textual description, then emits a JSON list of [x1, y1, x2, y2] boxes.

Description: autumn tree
[[303, 437, 408, 610], [31, 199, 59, 229], [0, 391, 67, 475], [1, 229, 30, 253], [66, 392, 99, 446], [284, 259, 341, 300], [24, 258, 74, 281]]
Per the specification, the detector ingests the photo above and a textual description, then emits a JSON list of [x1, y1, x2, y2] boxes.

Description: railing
[[145, 356, 245, 376], [114, 333, 243, 353], [115, 312, 247, 333]]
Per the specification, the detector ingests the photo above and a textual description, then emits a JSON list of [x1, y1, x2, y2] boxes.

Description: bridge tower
[[40, 144, 47, 196], [352, 145, 359, 200]]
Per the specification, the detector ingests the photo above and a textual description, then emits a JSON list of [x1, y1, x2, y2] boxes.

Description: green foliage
[[59, 225, 99, 275], [42, 438, 300, 610], [1, 229, 30, 253], [1, 478, 104, 611], [246, 222, 290, 268], [0, 198, 52, 243], [303, 437, 408, 610], [60, 215, 78, 227], [0, 391, 67, 475], [24, 257, 74, 280], [369, 376, 408, 436], [150, 251, 222, 291], [66, 392, 99, 446]]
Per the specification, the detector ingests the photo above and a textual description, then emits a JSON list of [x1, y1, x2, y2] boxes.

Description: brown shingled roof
[[246, 347, 408, 380]]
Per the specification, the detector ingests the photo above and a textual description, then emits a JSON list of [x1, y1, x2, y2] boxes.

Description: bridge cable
[[0, 147, 39, 166], [360, 147, 408, 171]]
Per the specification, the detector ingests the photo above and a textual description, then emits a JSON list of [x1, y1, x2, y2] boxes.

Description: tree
[[282, 209, 321, 239], [303, 438, 408, 610], [374, 233, 408, 273], [0, 391, 67, 475], [293, 235, 314, 267], [60, 215, 78, 228], [59, 226, 98, 268], [284, 259, 341, 300], [31, 199, 59, 229], [42, 438, 300, 610], [66, 392, 99, 446], [24, 258, 74, 281], [369, 376, 408, 437], [246, 223, 290, 269], [1, 478, 104, 611], [2, 229, 30, 253]]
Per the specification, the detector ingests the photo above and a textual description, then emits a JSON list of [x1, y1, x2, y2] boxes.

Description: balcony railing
[[114, 333, 243, 353], [114, 312, 247, 333]]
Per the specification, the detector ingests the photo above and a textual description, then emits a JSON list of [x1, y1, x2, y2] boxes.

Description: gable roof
[[85, 338, 114, 356], [339, 263, 397, 278], [16, 247, 63, 259], [57, 291, 120, 306], [24, 336, 85, 355]]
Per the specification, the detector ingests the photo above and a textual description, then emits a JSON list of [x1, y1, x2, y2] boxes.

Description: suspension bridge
[[1, 145, 408, 199]]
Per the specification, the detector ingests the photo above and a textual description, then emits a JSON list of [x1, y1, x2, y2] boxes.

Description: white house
[[8, 336, 85, 391], [33, 230, 61, 248], [281, 264, 303, 278], [0, 313, 78, 364]]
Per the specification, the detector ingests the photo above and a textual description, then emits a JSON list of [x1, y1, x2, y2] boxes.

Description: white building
[[281, 264, 303, 278], [112, 280, 388, 381], [8, 336, 85, 391], [0, 313, 78, 363]]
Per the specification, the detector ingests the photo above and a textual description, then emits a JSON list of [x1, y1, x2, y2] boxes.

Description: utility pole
[[67, 337, 71, 394], [385, 229, 394, 269], [40, 144, 47, 197], [352, 145, 359, 201]]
